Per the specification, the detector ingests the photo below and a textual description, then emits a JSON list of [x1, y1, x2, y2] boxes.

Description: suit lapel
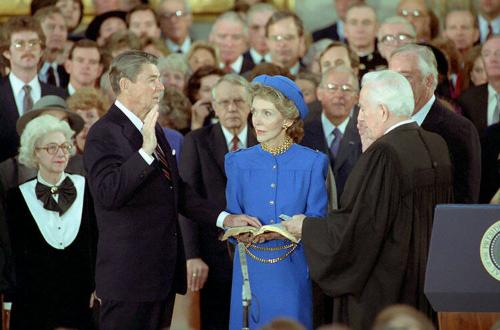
[[477, 85, 488, 131], [208, 124, 229, 174], [1, 79, 20, 122], [422, 98, 443, 131], [334, 117, 360, 172]]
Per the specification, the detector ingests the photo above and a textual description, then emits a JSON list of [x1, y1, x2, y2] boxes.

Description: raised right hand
[[142, 104, 159, 155]]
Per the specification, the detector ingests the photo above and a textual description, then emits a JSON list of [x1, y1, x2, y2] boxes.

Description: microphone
[[238, 242, 252, 330]]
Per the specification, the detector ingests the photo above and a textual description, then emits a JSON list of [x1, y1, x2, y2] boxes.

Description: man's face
[[317, 71, 358, 123], [344, 7, 377, 49], [97, 17, 126, 46], [267, 17, 302, 69], [40, 13, 67, 52], [158, 0, 192, 43], [160, 68, 186, 92], [357, 86, 385, 142], [3, 31, 43, 72], [65, 47, 103, 86], [335, 0, 363, 22], [129, 9, 160, 39], [320, 46, 352, 73], [443, 11, 479, 52], [479, 0, 500, 17], [210, 20, 247, 65], [482, 37, 500, 80], [188, 48, 216, 72], [397, 0, 431, 42], [124, 63, 165, 117], [377, 23, 416, 60], [296, 79, 317, 104], [212, 81, 250, 132], [389, 52, 429, 114], [248, 10, 273, 55]]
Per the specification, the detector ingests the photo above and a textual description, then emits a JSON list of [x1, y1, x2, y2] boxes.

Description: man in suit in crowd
[[0, 16, 67, 163], [157, 0, 193, 54], [312, 0, 364, 42], [302, 66, 362, 204], [127, 4, 161, 41], [266, 11, 307, 76], [389, 44, 481, 203], [179, 74, 258, 330], [209, 11, 254, 74], [34, 6, 69, 88], [458, 35, 500, 136], [377, 16, 416, 61], [83, 51, 258, 330], [477, 0, 500, 43], [443, 9, 479, 55], [244, 3, 276, 66], [64, 39, 103, 96]]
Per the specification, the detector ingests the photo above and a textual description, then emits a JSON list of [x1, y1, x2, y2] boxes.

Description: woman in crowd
[[158, 86, 193, 135], [186, 41, 220, 73], [225, 75, 328, 329], [461, 45, 488, 92], [186, 65, 225, 130], [157, 53, 191, 93], [67, 87, 108, 153], [5, 115, 97, 330]]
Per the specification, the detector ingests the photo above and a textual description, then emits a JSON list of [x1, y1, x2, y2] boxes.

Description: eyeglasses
[[323, 83, 357, 94], [160, 10, 188, 19], [269, 34, 298, 42], [216, 98, 247, 108], [482, 49, 500, 59], [399, 9, 427, 18], [380, 34, 414, 44], [11, 39, 41, 50], [36, 142, 73, 155]]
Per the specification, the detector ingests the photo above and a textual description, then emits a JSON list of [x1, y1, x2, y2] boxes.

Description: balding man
[[389, 44, 481, 204], [157, 0, 193, 54], [377, 16, 416, 61], [443, 9, 479, 54]]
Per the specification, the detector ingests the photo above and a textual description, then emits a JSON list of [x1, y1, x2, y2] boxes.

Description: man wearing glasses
[[0, 16, 67, 163], [157, 0, 193, 54], [377, 16, 416, 61], [397, 0, 432, 42]]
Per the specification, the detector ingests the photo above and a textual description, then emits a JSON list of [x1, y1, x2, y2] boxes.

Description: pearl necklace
[[261, 136, 293, 156]]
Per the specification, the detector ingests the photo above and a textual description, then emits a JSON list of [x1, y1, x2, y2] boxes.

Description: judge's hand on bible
[[281, 214, 306, 239], [224, 214, 261, 228], [187, 258, 209, 291], [141, 104, 159, 155]]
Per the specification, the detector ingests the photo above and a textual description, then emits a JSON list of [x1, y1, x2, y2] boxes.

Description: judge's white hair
[[19, 115, 75, 169], [361, 70, 414, 117]]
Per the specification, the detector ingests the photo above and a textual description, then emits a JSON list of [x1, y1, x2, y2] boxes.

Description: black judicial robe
[[302, 123, 453, 330]]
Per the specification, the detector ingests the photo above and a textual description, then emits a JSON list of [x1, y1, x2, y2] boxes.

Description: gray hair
[[109, 51, 158, 95], [211, 73, 251, 102], [377, 16, 417, 40], [361, 70, 414, 117], [246, 3, 276, 25], [211, 11, 248, 36], [390, 44, 438, 90], [19, 115, 75, 169], [320, 65, 360, 91], [157, 0, 191, 13], [157, 53, 190, 77]]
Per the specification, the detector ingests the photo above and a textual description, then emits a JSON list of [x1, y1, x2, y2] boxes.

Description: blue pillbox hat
[[252, 75, 309, 120]]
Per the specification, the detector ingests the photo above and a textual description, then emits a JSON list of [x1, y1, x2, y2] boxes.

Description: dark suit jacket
[[57, 64, 70, 88], [421, 98, 481, 203], [479, 123, 500, 202], [83, 104, 220, 302], [0, 77, 67, 163], [241, 51, 256, 75], [301, 110, 362, 203], [457, 83, 489, 136], [312, 22, 342, 42]]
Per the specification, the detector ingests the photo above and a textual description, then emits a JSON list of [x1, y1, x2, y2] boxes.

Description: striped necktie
[[330, 128, 342, 158], [154, 144, 171, 181], [22, 85, 33, 114]]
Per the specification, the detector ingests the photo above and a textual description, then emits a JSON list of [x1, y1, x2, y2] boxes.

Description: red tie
[[231, 136, 239, 151], [154, 144, 171, 181], [224, 64, 233, 73]]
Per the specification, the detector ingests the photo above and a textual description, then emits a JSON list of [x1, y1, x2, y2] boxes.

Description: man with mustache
[[0, 16, 67, 163]]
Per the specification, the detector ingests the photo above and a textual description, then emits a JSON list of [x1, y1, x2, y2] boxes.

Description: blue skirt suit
[[225, 143, 328, 329]]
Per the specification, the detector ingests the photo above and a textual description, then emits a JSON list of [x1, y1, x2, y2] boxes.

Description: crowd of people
[[0, 0, 498, 329]]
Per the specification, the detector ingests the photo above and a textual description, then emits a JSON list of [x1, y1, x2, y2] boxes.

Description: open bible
[[221, 223, 299, 243]]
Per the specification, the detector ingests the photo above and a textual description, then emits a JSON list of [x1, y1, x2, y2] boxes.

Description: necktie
[[494, 93, 500, 124], [176, 49, 183, 54], [231, 135, 239, 151], [47, 66, 57, 86], [223, 64, 233, 73], [260, 57, 266, 64], [154, 144, 172, 181], [330, 128, 343, 158], [35, 177, 77, 215], [22, 85, 33, 114], [487, 23, 494, 40]]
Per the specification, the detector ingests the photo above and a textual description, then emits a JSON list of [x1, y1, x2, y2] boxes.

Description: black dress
[[5, 174, 97, 330]]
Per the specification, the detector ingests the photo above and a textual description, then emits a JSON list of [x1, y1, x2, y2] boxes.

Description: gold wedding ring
[[192, 273, 198, 277]]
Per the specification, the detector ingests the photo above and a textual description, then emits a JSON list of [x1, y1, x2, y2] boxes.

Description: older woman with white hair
[[157, 53, 191, 93], [5, 115, 96, 330]]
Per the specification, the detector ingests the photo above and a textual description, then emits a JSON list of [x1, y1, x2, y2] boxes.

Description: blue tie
[[330, 128, 342, 158]]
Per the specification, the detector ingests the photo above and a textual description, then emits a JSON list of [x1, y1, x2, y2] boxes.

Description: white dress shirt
[[487, 84, 500, 126], [337, 20, 345, 42], [220, 55, 244, 74], [67, 83, 76, 96], [19, 173, 85, 249], [412, 95, 435, 126], [9, 72, 41, 115], [166, 36, 192, 54], [321, 112, 350, 147], [289, 62, 301, 76], [220, 124, 248, 151], [478, 14, 500, 43], [249, 48, 271, 64]]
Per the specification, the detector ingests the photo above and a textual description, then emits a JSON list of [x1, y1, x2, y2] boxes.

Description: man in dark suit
[[302, 66, 362, 204], [243, 3, 276, 66], [390, 44, 481, 203], [179, 74, 258, 330], [458, 35, 500, 136], [0, 16, 67, 163], [312, 0, 364, 42], [83, 51, 258, 330], [157, 0, 194, 54]]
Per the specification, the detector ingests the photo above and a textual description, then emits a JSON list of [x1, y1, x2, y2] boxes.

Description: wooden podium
[[425, 205, 500, 330]]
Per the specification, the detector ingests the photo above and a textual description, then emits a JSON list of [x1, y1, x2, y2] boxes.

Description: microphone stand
[[238, 242, 252, 330]]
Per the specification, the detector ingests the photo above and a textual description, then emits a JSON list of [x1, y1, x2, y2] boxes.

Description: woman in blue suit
[[225, 75, 328, 330]]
